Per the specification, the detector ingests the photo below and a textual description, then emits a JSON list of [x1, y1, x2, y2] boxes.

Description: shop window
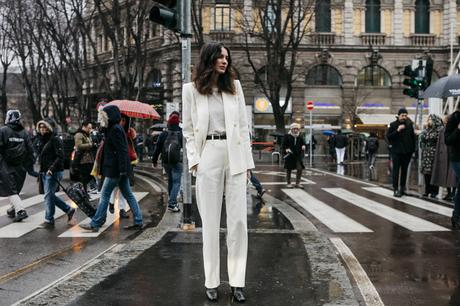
[[415, 0, 429, 34], [214, 4, 231, 31], [355, 65, 391, 87], [305, 64, 342, 86], [365, 0, 380, 33], [147, 69, 162, 89], [315, 0, 331, 32]]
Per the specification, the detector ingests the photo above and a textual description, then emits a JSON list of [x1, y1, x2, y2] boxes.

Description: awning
[[358, 114, 397, 125]]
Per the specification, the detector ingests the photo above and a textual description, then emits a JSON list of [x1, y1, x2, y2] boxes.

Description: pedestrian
[[431, 115, 457, 201], [249, 170, 266, 198], [444, 104, 460, 229], [366, 132, 379, 169], [305, 134, 317, 161], [386, 108, 416, 197], [79, 105, 144, 232], [326, 134, 336, 163], [36, 119, 76, 228], [152, 112, 183, 213], [145, 130, 156, 159], [420, 114, 443, 198], [73, 121, 95, 192], [182, 42, 254, 303], [134, 133, 144, 162], [334, 130, 348, 165], [0, 110, 35, 222], [282, 122, 306, 188]]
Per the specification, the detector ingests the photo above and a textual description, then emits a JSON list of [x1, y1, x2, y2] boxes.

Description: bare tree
[[191, 0, 205, 49], [237, 0, 314, 133], [0, 15, 15, 123]]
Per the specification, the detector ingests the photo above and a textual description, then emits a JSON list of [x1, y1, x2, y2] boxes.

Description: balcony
[[409, 34, 437, 46], [209, 31, 235, 42], [360, 33, 386, 46], [309, 32, 337, 45]]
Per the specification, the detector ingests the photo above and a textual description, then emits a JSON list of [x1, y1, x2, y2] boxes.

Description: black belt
[[206, 134, 226, 140]]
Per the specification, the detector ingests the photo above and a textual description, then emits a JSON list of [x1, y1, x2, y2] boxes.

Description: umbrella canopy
[[105, 100, 160, 120], [322, 130, 335, 136], [150, 123, 167, 131], [422, 74, 460, 99], [269, 131, 285, 137]]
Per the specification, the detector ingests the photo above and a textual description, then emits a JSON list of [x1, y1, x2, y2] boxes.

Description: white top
[[207, 88, 226, 135]]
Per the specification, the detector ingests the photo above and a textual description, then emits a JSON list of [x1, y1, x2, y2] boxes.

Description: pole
[[181, 0, 194, 228], [309, 111, 312, 168], [417, 98, 424, 188]]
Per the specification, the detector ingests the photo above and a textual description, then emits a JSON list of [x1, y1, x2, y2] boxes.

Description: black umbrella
[[422, 74, 460, 99], [150, 123, 167, 131]]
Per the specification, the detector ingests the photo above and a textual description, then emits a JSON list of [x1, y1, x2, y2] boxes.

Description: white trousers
[[109, 188, 126, 210], [196, 140, 248, 289], [9, 194, 24, 211], [336, 147, 345, 164]]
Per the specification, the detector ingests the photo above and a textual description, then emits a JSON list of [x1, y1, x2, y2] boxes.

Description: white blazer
[[182, 80, 255, 176]]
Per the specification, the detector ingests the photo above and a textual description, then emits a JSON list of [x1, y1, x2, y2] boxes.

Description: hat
[[5, 109, 21, 124], [398, 108, 408, 115], [168, 114, 180, 126], [290, 123, 301, 130]]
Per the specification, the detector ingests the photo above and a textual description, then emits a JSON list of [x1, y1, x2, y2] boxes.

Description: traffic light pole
[[181, 0, 194, 229]]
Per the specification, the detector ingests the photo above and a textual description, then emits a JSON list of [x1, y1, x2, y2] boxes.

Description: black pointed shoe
[[205, 288, 218, 302], [231, 287, 246, 303]]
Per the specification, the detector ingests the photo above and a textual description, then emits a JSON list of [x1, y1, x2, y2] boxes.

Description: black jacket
[[152, 125, 183, 165], [0, 123, 34, 196], [334, 134, 348, 149], [445, 110, 460, 162], [101, 105, 130, 178], [282, 133, 306, 170], [38, 133, 65, 173], [387, 119, 416, 155]]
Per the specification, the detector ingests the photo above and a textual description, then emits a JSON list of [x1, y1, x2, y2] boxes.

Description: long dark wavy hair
[[192, 42, 236, 95]]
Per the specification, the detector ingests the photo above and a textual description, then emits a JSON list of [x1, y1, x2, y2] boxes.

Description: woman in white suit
[[182, 42, 254, 303]]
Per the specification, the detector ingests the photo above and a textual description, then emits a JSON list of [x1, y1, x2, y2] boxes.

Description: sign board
[[306, 100, 314, 111]]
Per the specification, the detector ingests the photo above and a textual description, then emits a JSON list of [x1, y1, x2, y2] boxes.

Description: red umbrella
[[105, 100, 161, 120]]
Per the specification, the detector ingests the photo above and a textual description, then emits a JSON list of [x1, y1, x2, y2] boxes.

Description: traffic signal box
[[149, 0, 181, 32], [402, 58, 433, 99]]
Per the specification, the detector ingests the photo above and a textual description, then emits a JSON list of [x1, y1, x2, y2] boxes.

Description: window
[[356, 65, 391, 87], [365, 0, 380, 33], [147, 69, 162, 89], [305, 65, 342, 86], [214, 4, 231, 31], [415, 0, 429, 34], [315, 0, 331, 32], [264, 3, 276, 32]]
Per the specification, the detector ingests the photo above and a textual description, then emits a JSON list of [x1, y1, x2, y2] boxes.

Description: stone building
[[84, 0, 460, 141]]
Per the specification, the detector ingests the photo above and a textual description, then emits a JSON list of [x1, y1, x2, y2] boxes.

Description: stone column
[[393, 0, 404, 45], [443, 0, 457, 46], [343, 0, 354, 45]]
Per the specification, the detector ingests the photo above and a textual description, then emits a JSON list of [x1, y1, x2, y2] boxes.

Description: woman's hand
[[191, 165, 198, 172], [301, 145, 306, 151]]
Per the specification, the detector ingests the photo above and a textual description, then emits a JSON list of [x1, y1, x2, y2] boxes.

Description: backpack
[[367, 138, 378, 152], [162, 131, 182, 165]]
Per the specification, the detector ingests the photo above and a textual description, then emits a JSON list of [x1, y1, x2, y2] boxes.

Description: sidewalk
[[20, 164, 359, 306]]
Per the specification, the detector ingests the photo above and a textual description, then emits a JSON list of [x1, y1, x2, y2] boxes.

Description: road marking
[[330, 237, 385, 306], [262, 180, 315, 185], [0, 192, 65, 217], [59, 192, 148, 238], [134, 174, 164, 192], [324, 188, 449, 232], [283, 189, 372, 233], [311, 168, 377, 187], [363, 187, 452, 217]]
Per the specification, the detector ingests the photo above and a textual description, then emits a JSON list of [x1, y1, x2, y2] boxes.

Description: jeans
[[164, 163, 183, 206], [249, 171, 263, 194], [91, 175, 143, 228], [368, 151, 376, 167], [450, 162, 460, 219], [392, 153, 412, 190], [43, 171, 71, 224]]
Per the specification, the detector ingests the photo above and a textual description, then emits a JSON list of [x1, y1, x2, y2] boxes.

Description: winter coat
[[36, 120, 65, 174], [74, 130, 94, 164], [420, 115, 443, 175], [282, 133, 306, 170], [334, 134, 348, 149], [100, 105, 130, 178], [387, 118, 416, 155], [0, 123, 34, 197], [445, 110, 460, 162], [431, 127, 457, 188]]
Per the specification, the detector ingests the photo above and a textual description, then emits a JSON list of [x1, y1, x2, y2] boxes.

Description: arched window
[[356, 65, 391, 87], [315, 0, 331, 32], [415, 0, 429, 34], [147, 69, 162, 88], [305, 64, 342, 86], [365, 0, 380, 33]]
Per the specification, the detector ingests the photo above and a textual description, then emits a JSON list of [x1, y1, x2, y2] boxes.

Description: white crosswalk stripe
[[283, 189, 372, 233], [59, 192, 148, 238], [363, 187, 452, 217], [0, 192, 65, 217], [323, 188, 449, 232]]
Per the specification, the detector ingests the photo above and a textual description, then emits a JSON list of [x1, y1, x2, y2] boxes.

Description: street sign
[[307, 100, 314, 111]]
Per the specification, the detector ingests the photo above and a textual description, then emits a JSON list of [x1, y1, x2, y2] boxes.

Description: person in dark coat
[[80, 105, 144, 232], [431, 115, 457, 201], [386, 108, 416, 197], [36, 119, 76, 228], [444, 104, 460, 229], [0, 110, 35, 222], [73, 121, 95, 191], [326, 134, 336, 163], [366, 132, 379, 169], [334, 130, 348, 165], [420, 114, 443, 198], [282, 122, 306, 188]]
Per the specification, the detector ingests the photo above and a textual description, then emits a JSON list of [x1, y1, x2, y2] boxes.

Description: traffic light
[[149, 0, 181, 32], [402, 64, 425, 99]]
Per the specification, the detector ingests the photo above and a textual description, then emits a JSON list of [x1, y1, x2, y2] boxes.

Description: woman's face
[[214, 47, 228, 75], [39, 124, 49, 136], [427, 117, 432, 127]]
